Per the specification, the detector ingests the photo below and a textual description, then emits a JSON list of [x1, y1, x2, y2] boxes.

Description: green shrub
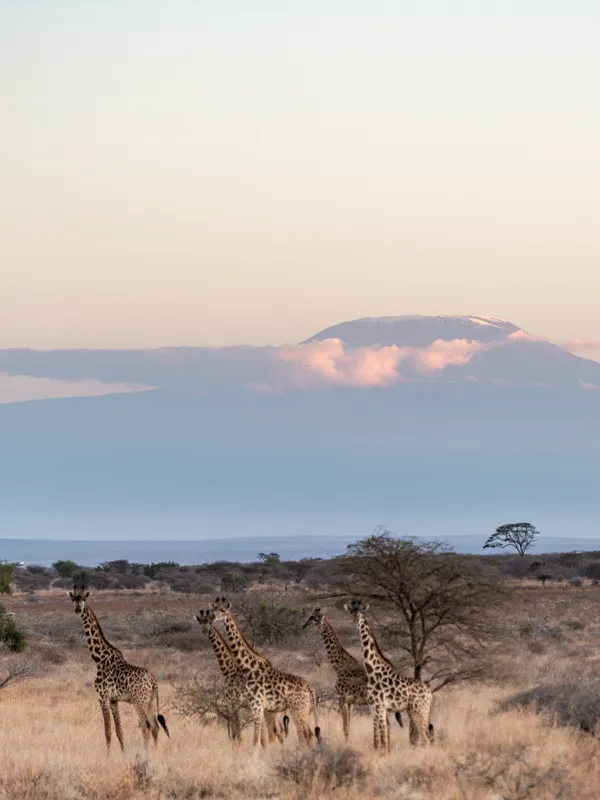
[[0, 563, 14, 594], [52, 560, 82, 579], [0, 605, 27, 652]]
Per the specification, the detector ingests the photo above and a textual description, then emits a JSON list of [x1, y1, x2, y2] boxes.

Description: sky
[[2, 1, 600, 350]]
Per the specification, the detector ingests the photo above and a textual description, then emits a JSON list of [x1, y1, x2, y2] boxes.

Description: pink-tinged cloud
[[413, 339, 485, 373], [267, 337, 487, 391], [276, 339, 410, 389]]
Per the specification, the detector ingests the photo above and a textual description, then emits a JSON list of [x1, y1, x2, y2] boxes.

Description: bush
[[235, 592, 303, 646], [274, 745, 368, 793], [0, 606, 26, 652], [221, 572, 248, 593], [583, 561, 600, 581], [52, 560, 82, 579], [0, 564, 14, 594], [144, 561, 179, 580], [177, 673, 249, 736], [498, 680, 600, 733], [569, 577, 584, 588]]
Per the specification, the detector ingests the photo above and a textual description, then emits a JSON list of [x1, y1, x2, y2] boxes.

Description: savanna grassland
[[3, 571, 600, 799]]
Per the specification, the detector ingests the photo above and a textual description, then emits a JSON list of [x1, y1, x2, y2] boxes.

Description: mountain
[[1, 315, 600, 540], [0, 315, 599, 397], [304, 314, 522, 347], [305, 315, 600, 389]]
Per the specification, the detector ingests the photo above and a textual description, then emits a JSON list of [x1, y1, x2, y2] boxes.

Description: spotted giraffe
[[302, 606, 403, 739], [194, 609, 288, 745], [69, 584, 169, 752], [209, 597, 320, 747], [344, 599, 433, 752]]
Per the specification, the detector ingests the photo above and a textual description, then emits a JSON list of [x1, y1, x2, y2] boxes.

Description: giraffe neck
[[80, 606, 123, 664], [204, 623, 238, 682], [320, 618, 358, 671], [221, 612, 271, 669], [356, 613, 393, 672]]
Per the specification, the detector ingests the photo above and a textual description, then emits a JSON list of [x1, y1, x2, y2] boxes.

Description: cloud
[[560, 339, 600, 355], [275, 339, 410, 389], [507, 330, 545, 342], [267, 338, 486, 391], [413, 339, 485, 373], [0, 374, 153, 405]]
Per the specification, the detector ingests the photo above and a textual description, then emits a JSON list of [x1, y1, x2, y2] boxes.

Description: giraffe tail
[[311, 688, 321, 743], [155, 687, 170, 737], [157, 714, 169, 737]]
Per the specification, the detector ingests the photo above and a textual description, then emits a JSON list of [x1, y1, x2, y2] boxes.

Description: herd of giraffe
[[68, 585, 434, 754]]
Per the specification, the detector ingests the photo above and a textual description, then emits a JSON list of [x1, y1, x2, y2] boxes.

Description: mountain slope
[[304, 315, 600, 388]]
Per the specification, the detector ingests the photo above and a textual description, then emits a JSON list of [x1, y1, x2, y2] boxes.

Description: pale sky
[[2, 1, 600, 349]]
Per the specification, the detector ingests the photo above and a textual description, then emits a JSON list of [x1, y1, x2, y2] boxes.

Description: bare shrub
[[497, 680, 600, 733], [233, 590, 303, 647], [454, 745, 575, 799], [177, 673, 249, 736], [274, 745, 368, 795], [0, 651, 32, 692]]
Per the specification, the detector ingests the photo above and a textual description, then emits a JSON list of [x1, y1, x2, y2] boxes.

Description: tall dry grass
[[2, 585, 600, 798]]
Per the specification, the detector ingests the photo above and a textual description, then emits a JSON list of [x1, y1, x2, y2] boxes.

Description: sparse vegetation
[[3, 541, 600, 798]]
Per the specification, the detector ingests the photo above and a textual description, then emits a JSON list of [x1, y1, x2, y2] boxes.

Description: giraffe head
[[343, 598, 369, 620], [68, 584, 90, 614], [210, 596, 232, 623], [302, 606, 326, 630], [195, 608, 217, 630]]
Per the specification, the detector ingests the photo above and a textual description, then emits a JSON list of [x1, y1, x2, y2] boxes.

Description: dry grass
[[2, 585, 600, 799]]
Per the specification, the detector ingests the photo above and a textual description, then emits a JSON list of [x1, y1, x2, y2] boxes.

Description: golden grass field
[[3, 585, 600, 799]]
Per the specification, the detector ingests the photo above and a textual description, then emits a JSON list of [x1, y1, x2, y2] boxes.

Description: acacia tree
[[484, 523, 539, 557], [330, 529, 507, 689]]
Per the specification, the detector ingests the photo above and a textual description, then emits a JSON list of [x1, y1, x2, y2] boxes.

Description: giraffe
[[344, 599, 433, 752], [208, 597, 320, 748], [302, 606, 403, 739], [194, 609, 289, 745], [69, 584, 169, 752]]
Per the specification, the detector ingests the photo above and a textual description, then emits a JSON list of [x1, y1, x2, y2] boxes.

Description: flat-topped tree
[[484, 522, 539, 557], [68, 582, 169, 752]]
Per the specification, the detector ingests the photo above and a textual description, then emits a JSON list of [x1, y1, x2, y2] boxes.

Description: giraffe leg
[[99, 700, 112, 752], [407, 706, 429, 746], [251, 704, 265, 748], [339, 697, 351, 740], [110, 701, 125, 752], [288, 707, 310, 747], [265, 712, 284, 745], [147, 699, 159, 746], [373, 706, 388, 753], [134, 703, 152, 747]]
